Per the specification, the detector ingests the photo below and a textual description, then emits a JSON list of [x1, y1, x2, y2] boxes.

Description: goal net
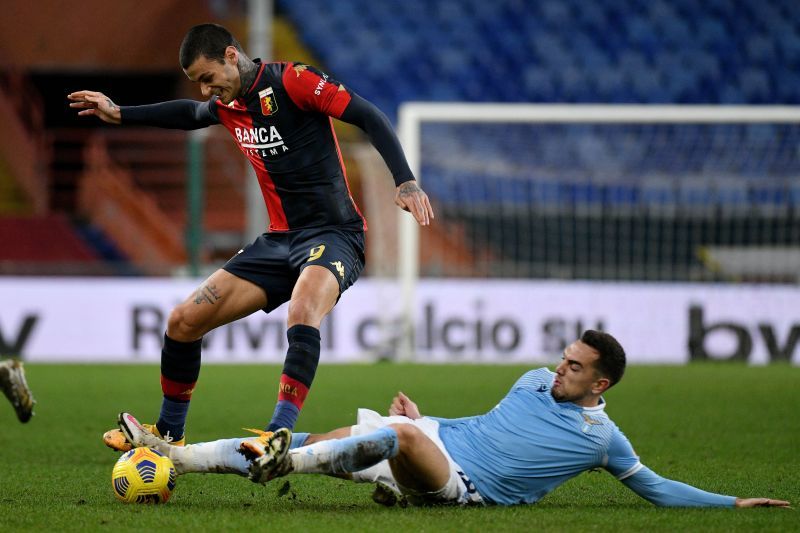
[[396, 104, 800, 281]]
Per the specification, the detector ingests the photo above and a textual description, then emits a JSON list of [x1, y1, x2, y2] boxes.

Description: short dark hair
[[581, 330, 626, 387], [179, 23, 243, 70]]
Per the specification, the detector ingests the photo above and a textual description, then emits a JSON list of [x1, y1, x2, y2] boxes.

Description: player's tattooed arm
[[194, 283, 222, 305], [394, 180, 435, 226]]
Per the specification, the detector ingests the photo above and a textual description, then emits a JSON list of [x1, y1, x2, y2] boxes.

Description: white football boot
[[0, 359, 36, 423], [117, 412, 177, 456], [246, 428, 293, 483]]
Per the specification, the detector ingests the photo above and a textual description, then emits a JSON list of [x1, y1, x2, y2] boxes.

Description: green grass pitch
[[0, 362, 797, 532]]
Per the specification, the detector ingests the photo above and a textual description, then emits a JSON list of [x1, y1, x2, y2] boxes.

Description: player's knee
[[287, 297, 323, 326], [166, 305, 207, 341], [388, 424, 425, 454]]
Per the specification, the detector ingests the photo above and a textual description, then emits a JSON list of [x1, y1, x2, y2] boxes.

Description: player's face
[[184, 47, 242, 104], [551, 341, 607, 406]]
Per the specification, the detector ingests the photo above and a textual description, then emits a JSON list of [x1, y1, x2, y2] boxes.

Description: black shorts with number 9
[[223, 227, 366, 313]]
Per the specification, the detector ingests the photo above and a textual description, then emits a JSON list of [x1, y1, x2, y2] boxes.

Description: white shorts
[[350, 409, 483, 506]]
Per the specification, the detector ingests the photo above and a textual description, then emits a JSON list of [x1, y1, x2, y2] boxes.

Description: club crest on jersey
[[259, 86, 278, 116]]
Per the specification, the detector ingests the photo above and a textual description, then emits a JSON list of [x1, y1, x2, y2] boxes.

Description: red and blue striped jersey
[[208, 61, 365, 233]]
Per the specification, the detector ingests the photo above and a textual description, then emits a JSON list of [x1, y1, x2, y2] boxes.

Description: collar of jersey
[[558, 396, 606, 413], [581, 397, 606, 412]]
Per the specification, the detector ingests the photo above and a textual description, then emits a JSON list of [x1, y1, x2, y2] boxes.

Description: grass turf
[[0, 363, 797, 532]]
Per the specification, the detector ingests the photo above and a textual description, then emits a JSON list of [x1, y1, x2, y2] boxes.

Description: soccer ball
[[111, 447, 177, 503]]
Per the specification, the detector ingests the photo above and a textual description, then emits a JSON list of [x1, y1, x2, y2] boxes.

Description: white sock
[[168, 438, 253, 476]]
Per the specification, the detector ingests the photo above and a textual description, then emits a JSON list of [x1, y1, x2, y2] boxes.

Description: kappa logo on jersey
[[330, 260, 345, 279], [293, 64, 308, 77], [259, 86, 278, 116]]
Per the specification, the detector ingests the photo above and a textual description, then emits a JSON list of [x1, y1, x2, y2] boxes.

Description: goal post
[[395, 103, 800, 361]]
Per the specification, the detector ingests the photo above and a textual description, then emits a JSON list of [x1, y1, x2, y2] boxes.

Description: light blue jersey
[[435, 368, 736, 507]]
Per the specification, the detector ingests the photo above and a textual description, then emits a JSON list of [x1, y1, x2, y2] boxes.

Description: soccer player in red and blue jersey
[[68, 23, 434, 451]]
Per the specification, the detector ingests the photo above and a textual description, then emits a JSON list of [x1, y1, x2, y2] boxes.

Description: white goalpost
[[394, 103, 800, 360]]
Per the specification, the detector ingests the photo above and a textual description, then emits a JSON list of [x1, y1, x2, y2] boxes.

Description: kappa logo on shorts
[[330, 261, 345, 279]]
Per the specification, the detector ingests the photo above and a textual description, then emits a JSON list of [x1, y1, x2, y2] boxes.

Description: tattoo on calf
[[194, 284, 221, 305]]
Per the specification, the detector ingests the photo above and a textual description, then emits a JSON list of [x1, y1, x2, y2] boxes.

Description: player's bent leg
[[267, 266, 339, 433], [387, 423, 452, 494], [104, 271, 269, 452], [161, 269, 267, 437], [286, 265, 340, 329], [167, 268, 269, 341]]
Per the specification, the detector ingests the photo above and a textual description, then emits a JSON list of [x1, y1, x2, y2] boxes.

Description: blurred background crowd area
[[1, 0, 798, 281]]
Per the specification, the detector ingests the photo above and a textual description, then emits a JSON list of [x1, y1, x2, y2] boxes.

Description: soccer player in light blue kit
[[118, 330, 788, 508]]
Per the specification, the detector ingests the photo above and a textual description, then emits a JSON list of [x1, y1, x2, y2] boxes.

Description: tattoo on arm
[[194, 284, 221, 305], [105, 97, 119, 111]]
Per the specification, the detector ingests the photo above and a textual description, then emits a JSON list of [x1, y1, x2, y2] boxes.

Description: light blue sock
[[289, 432, 309, 449], [292, 427, 399, 475]]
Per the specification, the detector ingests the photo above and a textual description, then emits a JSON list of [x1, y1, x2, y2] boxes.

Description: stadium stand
[[1, 0, 797, 278], [278, 0, 800, 280], [279, 0, 800, 109]]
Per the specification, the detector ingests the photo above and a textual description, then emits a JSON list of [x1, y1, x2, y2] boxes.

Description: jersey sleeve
[[620, 466, 737, 507], [282, 63, 352, 118], [120, 98, 220, 129], [606, 428, 736, 507], [603, 427, 643, 480]]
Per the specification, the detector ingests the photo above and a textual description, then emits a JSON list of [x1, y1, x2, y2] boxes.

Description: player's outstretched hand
[[395, 180, 434, 226], [735, 497, 790, 508], [389, 391, 421, 419], [67, 90, 122, 124]]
